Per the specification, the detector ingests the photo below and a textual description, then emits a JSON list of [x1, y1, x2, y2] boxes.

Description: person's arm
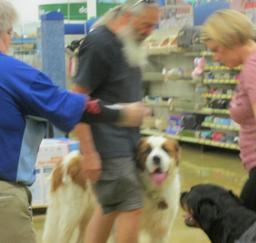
[[71, 79, 102, 182], [21, 70, 149, 131], [82, 98, 150, 126], [73, 123, 101, 182], [243, 59, 256, 119]]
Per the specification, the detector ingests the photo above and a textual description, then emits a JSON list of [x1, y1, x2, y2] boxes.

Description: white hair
[[93, 0, 158, 29], [0, 0, 18, 33]]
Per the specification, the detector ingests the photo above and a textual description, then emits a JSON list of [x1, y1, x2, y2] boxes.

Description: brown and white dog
[[42, 136, 180, 243], [137, 136, 181, 243]]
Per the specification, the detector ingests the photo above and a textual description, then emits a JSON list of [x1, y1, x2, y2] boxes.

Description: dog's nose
[[153, 156, 161, 165]]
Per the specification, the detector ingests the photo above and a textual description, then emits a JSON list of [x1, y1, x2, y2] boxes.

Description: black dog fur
[[180, 184, 256, 243]]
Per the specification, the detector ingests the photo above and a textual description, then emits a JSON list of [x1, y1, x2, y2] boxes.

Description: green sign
[[98, 3, 117, 17], [39, 3, 118, 20]]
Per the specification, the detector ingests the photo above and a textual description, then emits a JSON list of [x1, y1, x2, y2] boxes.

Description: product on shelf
[[166, 115, 183, 135], [208, 99, 230, 109], [177, 25, 202, 49], [181, 113, 205, 130], [192, 57, 206, 78]]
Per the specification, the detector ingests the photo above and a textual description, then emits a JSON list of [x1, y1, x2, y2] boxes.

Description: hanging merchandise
[[192, 57, 206, 78]]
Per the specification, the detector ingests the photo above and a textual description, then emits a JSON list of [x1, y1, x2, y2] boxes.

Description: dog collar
[[158, 200, 168, 210], [146, 190, 169, 210]]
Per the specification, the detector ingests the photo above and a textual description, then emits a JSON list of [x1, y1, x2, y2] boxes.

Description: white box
[[31, 138, 80, 207]]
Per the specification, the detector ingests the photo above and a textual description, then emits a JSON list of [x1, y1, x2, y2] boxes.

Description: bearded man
[[73, 1, 160, 243]]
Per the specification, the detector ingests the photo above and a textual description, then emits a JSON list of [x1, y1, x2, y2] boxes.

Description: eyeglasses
[[132, 0, 156, 8]]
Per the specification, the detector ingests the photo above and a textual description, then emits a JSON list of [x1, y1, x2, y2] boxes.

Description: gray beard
[[116, 26, 148, 68]]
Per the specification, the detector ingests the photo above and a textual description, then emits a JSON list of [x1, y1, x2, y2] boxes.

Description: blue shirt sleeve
[[24, 72, 87, 132]]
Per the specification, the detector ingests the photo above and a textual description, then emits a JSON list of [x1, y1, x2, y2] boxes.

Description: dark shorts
[[94, 157, 143, 214]]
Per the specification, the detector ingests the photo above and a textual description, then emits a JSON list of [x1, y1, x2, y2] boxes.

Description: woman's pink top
[[230, 51, 256, 171]]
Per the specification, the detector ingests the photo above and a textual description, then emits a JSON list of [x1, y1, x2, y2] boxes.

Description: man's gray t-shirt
[[74, 26, 142, 159]]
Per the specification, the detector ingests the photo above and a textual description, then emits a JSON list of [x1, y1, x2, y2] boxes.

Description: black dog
[[180, 184, 256, 243]]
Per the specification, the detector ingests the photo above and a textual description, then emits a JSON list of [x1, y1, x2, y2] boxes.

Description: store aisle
[[34, 145, 246, 243]]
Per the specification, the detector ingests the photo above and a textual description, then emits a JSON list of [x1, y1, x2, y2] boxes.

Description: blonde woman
[[202, 9, 256, 212]]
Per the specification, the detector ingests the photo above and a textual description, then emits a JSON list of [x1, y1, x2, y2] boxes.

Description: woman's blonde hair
[[202, 9, 254, 48], [0, 0, 18, 33]]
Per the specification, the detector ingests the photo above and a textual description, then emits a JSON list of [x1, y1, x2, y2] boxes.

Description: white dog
[[42, 136, 180, 243], [137, 136, 181, 243]]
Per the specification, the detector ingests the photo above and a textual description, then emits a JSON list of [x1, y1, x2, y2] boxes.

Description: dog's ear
[[196, 199, 222, 232], [174, 140, 180, 165], [163, 138, 180, 166], [51, 162, 64, 192], [136, 137, 150, 171], [67, 154, 87, 190]]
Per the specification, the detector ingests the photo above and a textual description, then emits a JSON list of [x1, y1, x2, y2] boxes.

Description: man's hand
[[118, 102, 152, 127], [81, 151, 102, 183]]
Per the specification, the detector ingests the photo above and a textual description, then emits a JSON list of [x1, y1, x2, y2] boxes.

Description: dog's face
[[136, 136, 179, 187], [180, 184, 242, 230]]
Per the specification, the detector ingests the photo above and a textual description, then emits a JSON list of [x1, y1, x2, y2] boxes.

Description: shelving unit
[[200, 108, 230, 115], [141, 129, 239, 150], [204, 65, 241, 71], [142, 42, 240, 150], [201, 122, 240, 131], [142, 72, 194, 83], [203, 79, 237, 84], [32, 204, 47, 209], [146, 46, 184, 56], [200, 61, 240, 149], [202, 93, 233, 99]]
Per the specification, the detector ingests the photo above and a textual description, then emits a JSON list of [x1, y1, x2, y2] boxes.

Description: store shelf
[[203, 93, 233, 99], [146, 48, 214, 57], [202, 122, 240, 131], [204, 66, 241, 71], [184, 51, 213, 57], [201, 108, 230, 115], [203, 79, 237, 84], [153, 107, 230, 115], [146, 46, 184, 56], [142, 72, 197, 83], [140, 129, 239, 150], [32, 204, 47, 209], [172, 108, 211, 115], [201, 51, 213, 57], [142, 72, 164, 82], [145, 101, 170, 108], [164, 78, 197, 84]]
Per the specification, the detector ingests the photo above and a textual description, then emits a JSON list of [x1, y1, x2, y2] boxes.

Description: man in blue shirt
[[0, 1, 150, 242]]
